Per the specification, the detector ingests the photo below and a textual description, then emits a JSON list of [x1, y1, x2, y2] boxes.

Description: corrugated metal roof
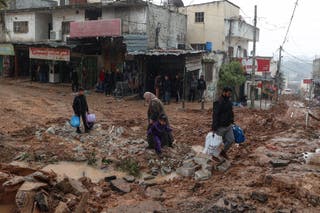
[[128, 49, 203, 56], [9, 41, 75, 48]]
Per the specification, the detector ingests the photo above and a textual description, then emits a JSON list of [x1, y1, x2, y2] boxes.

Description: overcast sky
[[157, 0, 318, 63]]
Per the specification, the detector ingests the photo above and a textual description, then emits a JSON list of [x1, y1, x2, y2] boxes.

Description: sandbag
[[70, 115, 80, 128], [203, 132, 223, 157]]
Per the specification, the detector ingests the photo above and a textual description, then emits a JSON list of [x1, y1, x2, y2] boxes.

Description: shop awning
[[0, 44, 15, 56], [128, 49, 203, 56], [29, 47, 70, 61]]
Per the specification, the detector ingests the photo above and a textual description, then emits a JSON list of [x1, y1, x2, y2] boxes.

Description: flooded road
[[42, 161, 126, 183]]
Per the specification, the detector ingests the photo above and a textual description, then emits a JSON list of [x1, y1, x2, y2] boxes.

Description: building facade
[[179, 0, 258, 58], [0, 0, 202, 95]]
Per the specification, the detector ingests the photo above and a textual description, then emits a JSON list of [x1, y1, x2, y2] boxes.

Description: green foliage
[[87, 152, 97, 166], [0, 0, 8, 8], [117, 158, 140, 177], [218, 61, 246, 89]]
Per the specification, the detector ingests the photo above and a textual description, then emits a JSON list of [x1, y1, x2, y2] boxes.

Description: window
[[13, 21, 28, 33], [62, 22, 70, 35], [195, 12, 204, 23], [191, 43, 206, 50]]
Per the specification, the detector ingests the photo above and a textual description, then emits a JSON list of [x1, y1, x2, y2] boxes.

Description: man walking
[[197, 75, 206, 102], [189, 74, 197, 102], [71, 66, 79, 93], [163, 75, 171, 105], [72, 88, 90, 134], [212, 87, 234, 159], [173, 74, 183, 103]]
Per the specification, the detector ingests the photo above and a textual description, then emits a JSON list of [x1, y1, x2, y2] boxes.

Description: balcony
[[225, 19, 259, 42]]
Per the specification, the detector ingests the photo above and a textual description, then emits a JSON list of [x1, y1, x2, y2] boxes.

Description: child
[[147, 114, 173, 154]]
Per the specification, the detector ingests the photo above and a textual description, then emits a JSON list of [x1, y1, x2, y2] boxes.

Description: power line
[[282, 0, 299, 47], [282, 49, 313, 64]]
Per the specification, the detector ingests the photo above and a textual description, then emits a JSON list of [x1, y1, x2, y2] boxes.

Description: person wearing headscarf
[[143, 92, 168, 125]]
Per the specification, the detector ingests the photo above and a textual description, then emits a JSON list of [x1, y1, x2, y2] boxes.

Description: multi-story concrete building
[[0, 0, 202, 93], [179, 0, 259, 58], [179, 0, 259, 100]]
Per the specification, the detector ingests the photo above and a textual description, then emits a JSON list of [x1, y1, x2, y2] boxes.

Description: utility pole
[[250, 5, 257, 108], [276, 46, 283, 101]]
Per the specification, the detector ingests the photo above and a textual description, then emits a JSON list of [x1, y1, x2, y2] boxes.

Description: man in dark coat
[[197, 75, 206, 102], [212, 86, 235, 159], [71, 66, 79, 93], [163, 75, 171, 105], [173, 74, 183, 103], [73, 88, 90, 134]]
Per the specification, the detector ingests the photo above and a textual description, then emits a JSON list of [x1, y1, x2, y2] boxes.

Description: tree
[[0, 0, 8, 8], [218, 61, 246, 100]]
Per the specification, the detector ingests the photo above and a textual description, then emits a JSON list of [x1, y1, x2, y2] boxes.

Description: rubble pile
[[0, 163, 89, 212]]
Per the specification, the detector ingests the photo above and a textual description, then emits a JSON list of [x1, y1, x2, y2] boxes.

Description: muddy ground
[[0, 79, 320, 213]]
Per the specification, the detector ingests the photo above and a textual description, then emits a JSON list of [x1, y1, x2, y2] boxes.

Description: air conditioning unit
[[50, 30, 56, 40], [50, 30, 62, 41]]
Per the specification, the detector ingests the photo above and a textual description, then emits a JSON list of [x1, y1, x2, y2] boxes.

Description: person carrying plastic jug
[[212, 86, 235, 159], [72, 88, 90, 134]]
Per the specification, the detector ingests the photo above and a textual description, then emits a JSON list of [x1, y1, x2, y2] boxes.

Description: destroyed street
[[0, 79, 319, 212]]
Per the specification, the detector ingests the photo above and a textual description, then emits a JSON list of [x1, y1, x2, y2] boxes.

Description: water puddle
[[0, 204, 15, 213], [42, 161, 126, 183]]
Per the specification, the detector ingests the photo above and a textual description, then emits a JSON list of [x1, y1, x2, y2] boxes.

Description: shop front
[[29, 47, 71, 83], [0, 44, 15, 77]]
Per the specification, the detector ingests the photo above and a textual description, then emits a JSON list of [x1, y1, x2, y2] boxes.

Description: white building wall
[[52, 8, 85, 35], [179, 1, 239, 51], [5, 12, 36, 42], [148, 5, 186, 49], [104, 6, 147, 35], [35, 13, 51, 41]]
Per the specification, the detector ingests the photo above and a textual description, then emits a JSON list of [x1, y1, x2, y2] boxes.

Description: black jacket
[[73, 95, 89, 115], [163, 79, 171, 92], [197, 79, 206, 90], [212, 95, 234, 131]]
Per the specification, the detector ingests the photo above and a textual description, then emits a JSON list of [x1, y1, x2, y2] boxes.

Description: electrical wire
[[282, 0, 299, 47], [283, 49, 313, 64]]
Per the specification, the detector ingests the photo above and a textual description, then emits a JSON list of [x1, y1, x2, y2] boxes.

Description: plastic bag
[[203, 132, 223, 157], [70, 115, 80, 128], [86, 113, 96, 123], [232, 124, 245, 144]]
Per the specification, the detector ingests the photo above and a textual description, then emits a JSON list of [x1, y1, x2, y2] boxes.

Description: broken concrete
[[251, 191, 269, 203], [270, 159, 290, 167], [110, 179, 131, 194], [195, 169, 211, 181]]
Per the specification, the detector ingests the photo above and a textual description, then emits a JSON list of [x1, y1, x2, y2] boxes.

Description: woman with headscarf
[[143, 92, 168, 125], [144, 92, 173, 151]]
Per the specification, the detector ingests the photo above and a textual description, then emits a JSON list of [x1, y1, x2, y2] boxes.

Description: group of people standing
[[154, 74, 183, 105], [31, 63, 49, 83], [154, 74, 207, 105]]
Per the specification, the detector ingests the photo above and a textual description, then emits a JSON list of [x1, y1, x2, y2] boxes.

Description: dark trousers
[[77, 113, 89, 132], [189, 88, 196, 102], [72, 82, 79, 92], [176, 89, 182, 102]]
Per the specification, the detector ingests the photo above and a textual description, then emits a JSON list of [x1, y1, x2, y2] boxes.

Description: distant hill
[[281, 59, 312, 81]]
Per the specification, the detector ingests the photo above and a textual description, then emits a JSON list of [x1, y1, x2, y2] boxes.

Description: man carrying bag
[[212, 87, 235, 159]]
